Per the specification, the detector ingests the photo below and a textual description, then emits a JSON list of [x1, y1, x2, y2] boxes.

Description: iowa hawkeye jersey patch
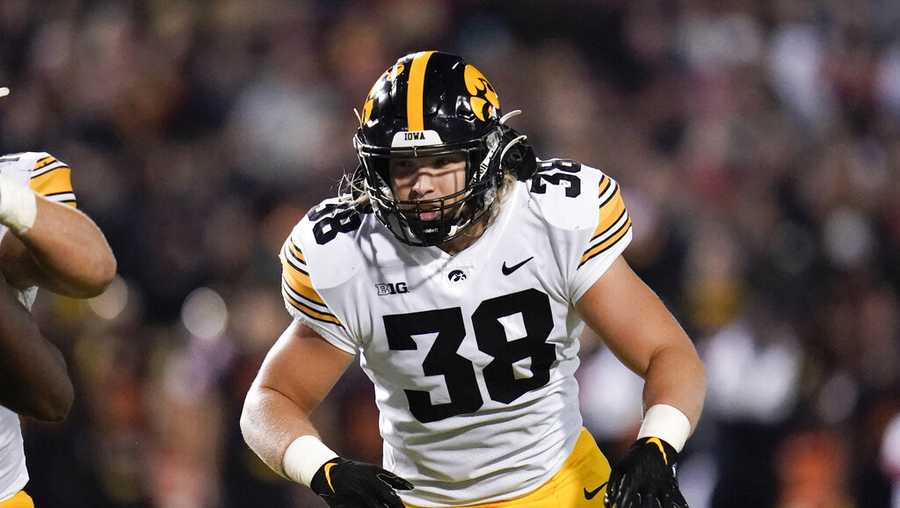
[[277, 159, 632, 506]]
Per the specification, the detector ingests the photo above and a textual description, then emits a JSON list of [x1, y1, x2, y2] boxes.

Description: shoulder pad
[[290, 197, 368, 288], [525, 158, 617, 232], [3, 152, 77, 206], [0, 151, 50, 175]]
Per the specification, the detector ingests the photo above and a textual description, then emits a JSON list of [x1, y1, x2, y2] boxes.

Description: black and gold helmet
[[353, 50, 536, 246]]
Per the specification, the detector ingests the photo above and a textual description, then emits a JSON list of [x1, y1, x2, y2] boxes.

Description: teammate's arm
[[0, 274, 73, 422], [241, 320, 412, 508], [0, 191, 116, 298], [576, 255, 705, 508]]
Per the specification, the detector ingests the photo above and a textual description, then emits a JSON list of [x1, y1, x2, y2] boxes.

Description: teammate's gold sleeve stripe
[[31, 163, 67, 179], [29, 166, 77, 207], [590, 187, 625, 239], [30, 166, 70, 189], [34, 155, 56, 169], [406, 51, 435, 131], [280, 255, 326, 306], [282, 286, 342, 326], [579, 217, 631, 267]]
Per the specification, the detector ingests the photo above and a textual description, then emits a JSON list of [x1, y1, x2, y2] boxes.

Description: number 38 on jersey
[[384, 288, 556, 423]]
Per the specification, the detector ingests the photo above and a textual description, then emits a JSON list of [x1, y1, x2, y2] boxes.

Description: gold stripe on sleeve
[[597, 175, 611, 198], [281, 284, 342, 326], [590, 187, 625, 240], [34, 155, 56, 169], [579, 217, 632, 267], [288, 239, 306, 264], [280, 253, 327, 306], [29, 166, 77, 208]]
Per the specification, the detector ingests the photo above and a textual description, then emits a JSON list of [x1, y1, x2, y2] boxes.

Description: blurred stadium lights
[[180, 287, 228, 341], [823, 207, 874, 269], [87, 274, 129, 320]]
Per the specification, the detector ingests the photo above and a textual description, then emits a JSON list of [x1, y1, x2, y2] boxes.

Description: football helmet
[[353, 51, 536, 246]]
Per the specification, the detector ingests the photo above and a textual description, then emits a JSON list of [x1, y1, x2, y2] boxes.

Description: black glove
[[604, 437, 688, 508], [310, 457, 413, 508]]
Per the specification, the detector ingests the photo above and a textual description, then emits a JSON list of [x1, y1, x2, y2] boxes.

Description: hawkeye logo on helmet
[[391, 130, 443, 148], [464, 65, 500, 121]]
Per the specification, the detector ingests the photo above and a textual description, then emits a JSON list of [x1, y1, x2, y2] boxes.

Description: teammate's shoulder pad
[[0, 151, 63, 174], [525, 158, 617, 232], [288, 196, 365, 288]]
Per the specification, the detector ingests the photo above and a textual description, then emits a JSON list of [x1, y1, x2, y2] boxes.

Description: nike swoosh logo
[[502, 256, 534, 275], [583, 481, 608, 500]]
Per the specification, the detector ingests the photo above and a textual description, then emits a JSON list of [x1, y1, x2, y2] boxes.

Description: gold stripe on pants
[[407, 427, 612, 508], [0, 491, 34, 508]]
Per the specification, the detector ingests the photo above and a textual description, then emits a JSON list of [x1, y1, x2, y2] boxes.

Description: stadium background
[[2, 0, 900, 506]]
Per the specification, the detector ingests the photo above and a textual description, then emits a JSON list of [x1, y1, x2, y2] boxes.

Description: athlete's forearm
[[240, 383, 323, 477], [0, 280, 73, 421], [641, 343, 706, 431], [14, 196, 116, 297]]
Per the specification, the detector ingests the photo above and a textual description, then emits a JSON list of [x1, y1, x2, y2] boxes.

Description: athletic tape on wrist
[[282, 435, 339, 487], [0, 176, 37, 235], [637, 404, 691, 453]]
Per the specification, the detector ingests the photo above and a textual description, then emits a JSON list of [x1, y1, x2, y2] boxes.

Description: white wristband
[[282, 435, 339, 487], [0, 176, 37, 235], [637, 404, 692, 453]]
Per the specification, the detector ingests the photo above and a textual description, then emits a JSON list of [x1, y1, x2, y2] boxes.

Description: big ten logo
[[376, 282, 409, 296], [463, 64, 500, 122]]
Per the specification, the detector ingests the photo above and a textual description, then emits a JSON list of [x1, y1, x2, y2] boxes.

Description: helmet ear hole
[[498, 129, 537, 181], [506, 144, 537, 181]]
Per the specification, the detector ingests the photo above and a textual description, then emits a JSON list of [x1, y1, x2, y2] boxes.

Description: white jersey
[[280, 159, 632, 507], [0, 151, 77, 501]]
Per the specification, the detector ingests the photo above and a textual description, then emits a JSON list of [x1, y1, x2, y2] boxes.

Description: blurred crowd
[[2, 0, 900, 507]]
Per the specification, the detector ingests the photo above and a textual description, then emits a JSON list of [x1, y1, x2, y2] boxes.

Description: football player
[[0, 87, 117, 508], [241, 52, 705, 508], [0, 273, 73, 508]]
